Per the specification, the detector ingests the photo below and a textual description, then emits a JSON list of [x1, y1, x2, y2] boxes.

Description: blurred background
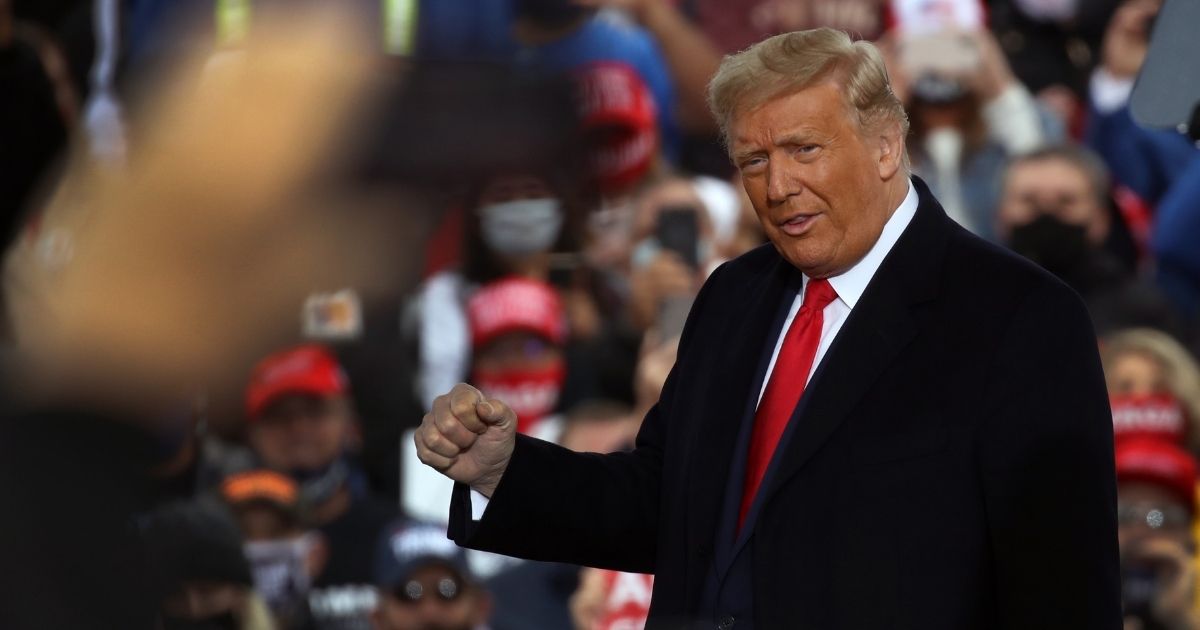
[[0, 0, 1198, 628]]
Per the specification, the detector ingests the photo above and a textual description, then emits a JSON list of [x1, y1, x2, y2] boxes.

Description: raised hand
[[415, 383, 517, 497]]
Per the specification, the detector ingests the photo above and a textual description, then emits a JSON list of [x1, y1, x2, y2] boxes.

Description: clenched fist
[[415, 383, 517, 497]]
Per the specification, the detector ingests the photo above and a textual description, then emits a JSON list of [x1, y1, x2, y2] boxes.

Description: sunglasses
[[394, 576, 463, 604], [1117, 502, 1190, 530]]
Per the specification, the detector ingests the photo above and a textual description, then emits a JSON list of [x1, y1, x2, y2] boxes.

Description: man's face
[[730, 82, 903, 279], [373, 565, 489, 630], [249, 394, 352, 473], [998, 158, 1107, 244], [1107, 350, 1166, 397], [473, 331, 562, 374]]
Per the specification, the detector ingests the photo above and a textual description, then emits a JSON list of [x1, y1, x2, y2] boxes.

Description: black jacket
[[450, 177, 1121, 629]]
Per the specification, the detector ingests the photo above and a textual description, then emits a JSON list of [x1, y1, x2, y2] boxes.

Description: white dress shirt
[[471, 179, 920, 519], [759, 178, 919, 402]]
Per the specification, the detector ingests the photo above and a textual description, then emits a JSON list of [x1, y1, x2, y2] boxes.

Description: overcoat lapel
[[682, 253, 798, 600], [759, 177, 949, 513]]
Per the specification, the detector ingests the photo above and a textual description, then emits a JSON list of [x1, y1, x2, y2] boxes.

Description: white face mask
[[478, 198, 564, 256], [923, 127, 964, 171], [244, 533, 317, 616]]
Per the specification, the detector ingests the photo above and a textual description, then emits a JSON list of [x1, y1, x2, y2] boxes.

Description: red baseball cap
[[244, 344, 349, 421], [573, 61, 658, 193], [467, 277, 566, 350], [1111, 392, 1189, 446], [1115, 437, 1198, 512]]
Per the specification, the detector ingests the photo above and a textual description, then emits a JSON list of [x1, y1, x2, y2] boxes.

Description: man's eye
[[740, 157, 767, 171], [795, 144, 818, 155]]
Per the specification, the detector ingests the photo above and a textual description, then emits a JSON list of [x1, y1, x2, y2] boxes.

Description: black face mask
[[290, 457, 349, 506], [1007, 213, 1090, 278], [160, 611, 239, 630]]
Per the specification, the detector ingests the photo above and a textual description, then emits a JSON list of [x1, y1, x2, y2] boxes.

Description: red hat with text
[[245, 344, 349, 421], [573, 61, 658, 193], [1111, 392, 1189, 446], [467, 277, 567, 349], [1115, 437, 1197, 512]]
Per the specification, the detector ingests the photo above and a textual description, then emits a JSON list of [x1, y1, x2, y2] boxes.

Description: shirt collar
[[803, 178, 919, 309]]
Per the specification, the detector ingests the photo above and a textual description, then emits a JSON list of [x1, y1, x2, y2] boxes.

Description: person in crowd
[[997, 144, 1181, 336], [1114, 438, 1200, 630], [222, 469, 328, 629], [1087, 0, 1195, 209], [245, 344, 398, 630], [881, 27, 1055, 240], [511, 0, 679, 158], [574, 60, 664, 200], [574, 0, 721, 136], [419, 27, 1120, 627], [142, 501, 277, 630], [1103, 328, 1200, 454], [1152, 155, 1200, 331], [1084, 0, 1200, 330], [372, 521, 492, 630], [464, 277, 570, 440], [625, 176, 729, 332], [988, 0, 1120, 134], [405, 276, 570, 522], [414, 171, 583, 411]]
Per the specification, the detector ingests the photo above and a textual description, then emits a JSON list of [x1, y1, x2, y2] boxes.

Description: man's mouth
[[779, 213, 819, 236]]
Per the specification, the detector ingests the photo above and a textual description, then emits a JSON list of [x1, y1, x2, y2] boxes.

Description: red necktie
[[737, 277, 838, 532]]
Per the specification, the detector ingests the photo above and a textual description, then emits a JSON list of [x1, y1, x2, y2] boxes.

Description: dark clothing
[[308, 494, 397, 630], [315, 494, 398, 588], [485, 561, 578, 630], [449, 177, 1121, 629], [0, 410, 158, 630], [0, 36, 69, 244]]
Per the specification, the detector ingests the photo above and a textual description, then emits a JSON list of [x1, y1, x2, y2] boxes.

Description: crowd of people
[[2, 0, 1200, 628]]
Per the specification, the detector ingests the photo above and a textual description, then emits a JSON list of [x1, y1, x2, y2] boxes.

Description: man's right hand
[[415, 383, 516, 498]]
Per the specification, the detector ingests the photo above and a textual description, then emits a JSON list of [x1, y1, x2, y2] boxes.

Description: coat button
[[716, 614, 736, 630], [696, 545, 712, 559]]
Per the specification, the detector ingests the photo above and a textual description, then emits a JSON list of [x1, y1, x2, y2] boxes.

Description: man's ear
[[876, 122, 904, 180]]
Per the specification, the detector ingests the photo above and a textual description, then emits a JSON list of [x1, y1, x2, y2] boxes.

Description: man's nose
[[766, 161, 800, 206]]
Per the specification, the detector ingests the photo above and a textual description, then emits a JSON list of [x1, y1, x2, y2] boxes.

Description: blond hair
[[707, 28, 908, 151], [1102, 328, 1200, 450]]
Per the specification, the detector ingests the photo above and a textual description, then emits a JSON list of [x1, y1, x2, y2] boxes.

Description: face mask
[[288, 457, 349, 506], [1111, 393, 1188, 445], [160, 612, 239, 630], [473, 362, 566, 434], [1007, 213, 1089, 278], [924, 127, 964, 171], [244, 534, 317, 618], [478, 198, 564, 256]]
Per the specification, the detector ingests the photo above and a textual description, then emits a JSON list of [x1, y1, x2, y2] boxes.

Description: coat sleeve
[[977, 278, 1122, 629], [445, 263, 729, 573]]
